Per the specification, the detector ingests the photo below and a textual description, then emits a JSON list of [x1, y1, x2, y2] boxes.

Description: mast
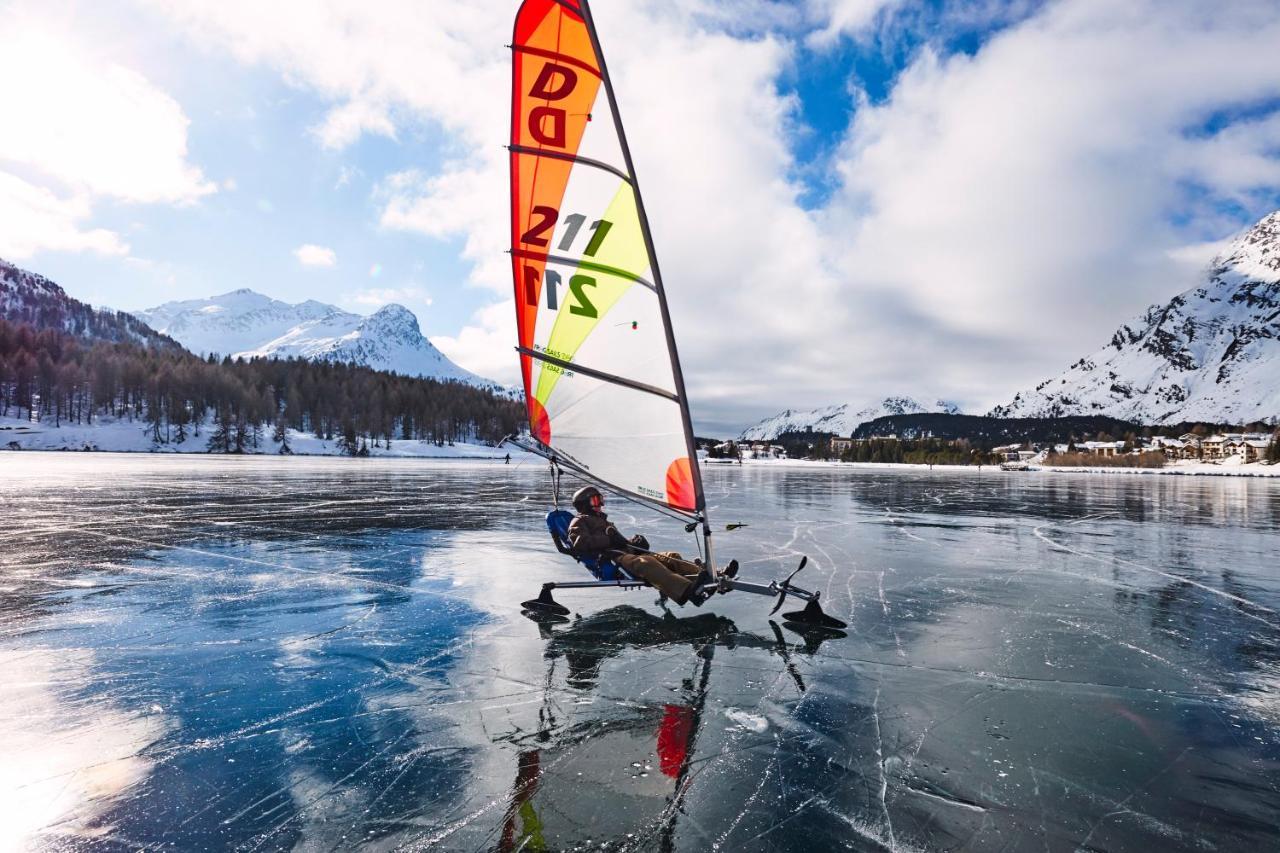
[[575, 0, 714, 563]]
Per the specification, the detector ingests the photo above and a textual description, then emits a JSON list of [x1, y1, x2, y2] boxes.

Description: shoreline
[[705, 457, 1280, 478], [0, 415, 524, 461], [4, 417, 1275, 477]]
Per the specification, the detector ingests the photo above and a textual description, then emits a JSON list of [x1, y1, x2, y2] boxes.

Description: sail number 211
[[520, 206, 613, 318]]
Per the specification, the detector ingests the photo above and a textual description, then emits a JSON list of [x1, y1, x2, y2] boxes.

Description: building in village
[[993, 443, 1037, 463]]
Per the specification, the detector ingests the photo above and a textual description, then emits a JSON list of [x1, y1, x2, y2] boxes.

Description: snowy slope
[[739, 397, 962, 441], [0, 414, 527, 459], [133, 289, 334, 356], [135, 290, 505, 392], [1, 257, 175, 347], [992, 211, 1280, 424]]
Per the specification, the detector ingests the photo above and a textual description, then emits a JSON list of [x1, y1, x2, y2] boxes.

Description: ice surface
[[1, 455, 1278, 851]]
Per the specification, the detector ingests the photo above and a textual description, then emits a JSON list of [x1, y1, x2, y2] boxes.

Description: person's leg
[[615, 554, 694, 602], [652, 553, 703, 579]]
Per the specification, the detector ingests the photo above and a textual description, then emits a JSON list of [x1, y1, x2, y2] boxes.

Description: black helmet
[[572, 485, 603, 513]]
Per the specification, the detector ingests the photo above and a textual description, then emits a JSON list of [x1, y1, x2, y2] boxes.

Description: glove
[[629, 534, 650, 551]]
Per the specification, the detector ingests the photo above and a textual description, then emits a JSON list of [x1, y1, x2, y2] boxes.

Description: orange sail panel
[[509, 0, 702, 513]]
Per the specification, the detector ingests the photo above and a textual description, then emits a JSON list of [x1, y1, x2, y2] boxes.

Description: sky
[[2, 0, 1280, 436]]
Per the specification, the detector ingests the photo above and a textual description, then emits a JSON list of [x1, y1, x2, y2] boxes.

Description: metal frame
[[544, 579, 648, 591], [530, 574, 823, 605]]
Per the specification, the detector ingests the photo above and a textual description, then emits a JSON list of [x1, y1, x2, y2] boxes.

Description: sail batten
[[516, 346, 681, 403], [507, 144, 633, 184], [510, 0, 704, 515]]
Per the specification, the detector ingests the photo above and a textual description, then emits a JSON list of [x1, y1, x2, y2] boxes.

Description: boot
[[719, 559, 739, 594]]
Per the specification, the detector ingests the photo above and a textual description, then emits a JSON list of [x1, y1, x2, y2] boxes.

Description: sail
[[509, 0, 703, 514]]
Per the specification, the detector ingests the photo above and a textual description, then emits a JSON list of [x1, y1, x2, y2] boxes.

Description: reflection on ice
[[0, 649, 167, 850], [1, 455, 1278, 850]]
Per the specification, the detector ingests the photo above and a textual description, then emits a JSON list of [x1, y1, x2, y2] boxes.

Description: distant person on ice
[[567, 486, 736, 606]]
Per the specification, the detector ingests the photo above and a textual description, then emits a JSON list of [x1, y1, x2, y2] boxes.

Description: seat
[[545, 510, 632, 582]]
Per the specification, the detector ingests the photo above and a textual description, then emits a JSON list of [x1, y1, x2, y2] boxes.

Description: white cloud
[[0, 10, 213, 258], [806, 0, 902, 46], [377, 165, 508, 293], [142, 0, 509, 150], [341, 286, 433, 310], [313, 100, 397, 150], [143, 0, 1280, 432], [428, 301, 517, 388], [0, 173, 128, 259], [293, 244, 337, 267], [0, 22, 214, 205]]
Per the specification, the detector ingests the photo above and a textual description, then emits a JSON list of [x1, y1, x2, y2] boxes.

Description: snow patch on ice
[[724, 708, 768, 732]]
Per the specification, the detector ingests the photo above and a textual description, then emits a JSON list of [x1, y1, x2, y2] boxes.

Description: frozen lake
[[3, 454, 1278, 851]]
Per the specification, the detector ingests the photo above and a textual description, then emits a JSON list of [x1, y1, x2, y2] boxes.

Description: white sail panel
[[510, 0, 701, 512]]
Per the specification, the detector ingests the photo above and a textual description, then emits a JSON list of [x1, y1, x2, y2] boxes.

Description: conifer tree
[[273, 417, 292, 454]]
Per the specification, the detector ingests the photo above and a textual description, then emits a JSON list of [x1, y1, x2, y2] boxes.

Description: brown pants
[[613, 552, 703, 602]]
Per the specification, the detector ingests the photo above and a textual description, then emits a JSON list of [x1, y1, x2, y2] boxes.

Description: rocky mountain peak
[[133, 289, 506, 393], [367, 303, 419, 329], [739, 396, 959, 441], [1214, 210, 1280, 281], [992, 209, 1280, 424]]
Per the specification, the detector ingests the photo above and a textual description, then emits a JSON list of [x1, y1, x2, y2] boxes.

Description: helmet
[[572, 485, 604, 513]]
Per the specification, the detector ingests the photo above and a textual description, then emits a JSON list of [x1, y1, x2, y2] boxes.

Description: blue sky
[[3, 0, 1279, 434]]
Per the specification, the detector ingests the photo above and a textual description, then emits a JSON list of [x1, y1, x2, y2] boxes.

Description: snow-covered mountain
[[2, 257, 176, 348], [991, 211, 1280, 424], [134, 289, 334, 356], [134, 290, 505, 392], [739, 397, 962, 441]]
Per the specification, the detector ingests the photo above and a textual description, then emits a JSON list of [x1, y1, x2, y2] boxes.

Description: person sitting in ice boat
[[567, 486, 737, 606]]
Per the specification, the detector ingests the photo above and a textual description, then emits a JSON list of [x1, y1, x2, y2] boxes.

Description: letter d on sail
[[530, 63, 578, 99], [528, 63, 578, 148]]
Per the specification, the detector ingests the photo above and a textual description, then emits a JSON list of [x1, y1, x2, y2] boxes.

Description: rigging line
[[515, 346, 679, 403], [507, 144, 632, 185], [510, 248, 658, 292]]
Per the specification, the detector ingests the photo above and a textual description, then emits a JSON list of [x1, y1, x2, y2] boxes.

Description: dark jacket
[[568, 511, 630, 557]]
